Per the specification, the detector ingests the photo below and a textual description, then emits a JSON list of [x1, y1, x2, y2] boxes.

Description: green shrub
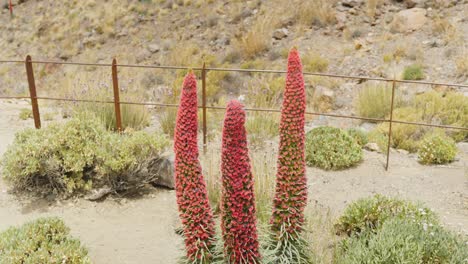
[[414, 91, 468, 141], [355, 84, 403, 120], [2, 117, 169, 196], [375, 107, 426, 153], [0, 217, 90, 264], [336, 218, 468, 264], [305, 127, 362, 170], [19, 108, 32, 120], [402, 64, 424, 80], [347, 128, 368, 147], [418, 132, 457, 165], [335, 195, 438, 236]]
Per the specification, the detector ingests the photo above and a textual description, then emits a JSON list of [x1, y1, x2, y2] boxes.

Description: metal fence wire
[[0, 56, 467, 170]]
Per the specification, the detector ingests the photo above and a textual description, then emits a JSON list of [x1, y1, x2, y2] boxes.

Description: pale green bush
[[414, 91, 467, 141], [418, 133, 457, 165], [19, 108, 32, 120], [335, 195, 438, 236], [306, 127, 362, 170], [336, 218, 468, 264], [0, 217, 90, 264], [347, 128, 368, 147], [375, 107, 426, 153], [2, 117, 169, 196]]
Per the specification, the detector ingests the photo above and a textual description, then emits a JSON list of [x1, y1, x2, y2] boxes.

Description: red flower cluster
[[174, 72, 215, 261], [270, 48, 308, 234], [220, 100, 260, 263]]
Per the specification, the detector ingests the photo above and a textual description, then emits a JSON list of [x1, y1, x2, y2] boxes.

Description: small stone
[[273, 28, 288, 40], [397, 149, 409, 155], [147, 44, 160, 53], [365, 142, 381, 152]]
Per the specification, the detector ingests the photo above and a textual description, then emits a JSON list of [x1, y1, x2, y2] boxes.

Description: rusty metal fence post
[[385, 79, 397, 170], [201, 63, 207, 153], [112, 59, 123, 132], [9, 0, 13, 17], [25, 55, 41, 129]]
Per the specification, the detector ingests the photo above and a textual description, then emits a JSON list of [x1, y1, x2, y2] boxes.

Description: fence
[[0, 55, 467, 170]]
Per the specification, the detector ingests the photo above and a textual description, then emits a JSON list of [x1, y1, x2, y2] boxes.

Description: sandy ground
[[0, 99, 467, 263]]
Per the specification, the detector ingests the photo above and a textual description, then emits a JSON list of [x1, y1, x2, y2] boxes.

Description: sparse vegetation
[[295, 0, 336, 27], [236, 16, 272, 59], [456, 51, 468, 77], [306, 127, 362, 170], [355, 84, 403, 120], [2, 116, 169, 196], [74, 91, 150, 131], [19, 108, 32, 120], [418, 132, 457, 165], [302, 52, 329, 73], [0, 217, 91, 264], [402, 64, 425, 80]]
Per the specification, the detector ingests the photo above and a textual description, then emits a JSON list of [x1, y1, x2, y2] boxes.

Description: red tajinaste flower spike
[[174, 71, 215, 261], [221, 100, 260, 263], [271, 48, 308, 234]]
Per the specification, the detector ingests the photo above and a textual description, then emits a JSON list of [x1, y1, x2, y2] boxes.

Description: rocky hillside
[[0, 0, 466, 109]]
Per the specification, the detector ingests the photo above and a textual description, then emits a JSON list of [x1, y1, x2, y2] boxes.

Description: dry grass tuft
[[296, 0, 337, 27], [235, 16, 273, 59], [366, 0, 384, 19], [455, 51, 468, 77]]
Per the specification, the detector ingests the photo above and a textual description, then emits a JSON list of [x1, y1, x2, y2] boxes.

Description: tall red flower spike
[[221, 100, 260, 263], [174, 71, 215, 261], [270, 48, 308, 234]]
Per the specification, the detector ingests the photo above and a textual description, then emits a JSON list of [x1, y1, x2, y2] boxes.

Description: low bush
[[368, 91, 467, 153], [336, 218, 468, 264], [402, 64, 424, 80], [335, 195, 438, 236], [2, 117, 169, 196], [355, 84, 403, 120], [418, 132, 457, 165], [414, 91, 467, 141], [347, 128, 368, 147], [376, 107, 426, 153], [305, 127, 362, 170], [19, 108, 32, 120], [0, 217, 90, 264]]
